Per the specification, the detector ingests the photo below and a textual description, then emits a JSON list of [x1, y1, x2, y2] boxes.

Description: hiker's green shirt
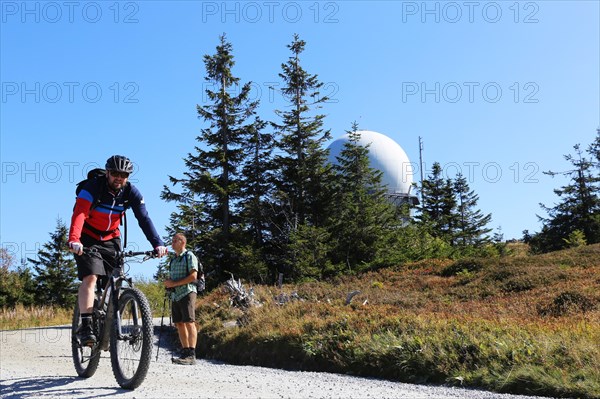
[[169, 249, 198, 302]]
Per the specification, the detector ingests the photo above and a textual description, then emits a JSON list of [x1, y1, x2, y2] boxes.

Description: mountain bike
[[71, 246, 156, 390]]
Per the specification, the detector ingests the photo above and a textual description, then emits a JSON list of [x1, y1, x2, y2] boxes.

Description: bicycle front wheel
[[71, 302, 101, 377], [109, 288, 153, 390]]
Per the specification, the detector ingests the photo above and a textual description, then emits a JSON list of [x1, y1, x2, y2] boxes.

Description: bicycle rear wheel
[[71, 302, 101, 377], [110, 288, 153, 390]]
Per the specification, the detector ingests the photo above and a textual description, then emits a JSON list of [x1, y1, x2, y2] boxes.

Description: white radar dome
[[327, 130, 416, 200]]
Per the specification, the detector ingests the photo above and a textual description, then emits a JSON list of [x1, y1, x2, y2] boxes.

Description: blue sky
[[1, 1, 599, 279]]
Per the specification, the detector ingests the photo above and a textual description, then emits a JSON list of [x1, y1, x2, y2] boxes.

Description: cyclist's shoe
[[172, 348, 196, 365], [172, 355, 196, 365], [76, 325, 97, 347]]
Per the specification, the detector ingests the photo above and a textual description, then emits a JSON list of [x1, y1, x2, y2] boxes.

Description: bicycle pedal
[[77, 335, 97, 347], [77, 339, 94, 348]]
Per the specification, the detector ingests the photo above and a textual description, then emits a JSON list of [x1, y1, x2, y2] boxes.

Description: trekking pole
[[156, 292, 168, 361], [169, 297, 174, 363]]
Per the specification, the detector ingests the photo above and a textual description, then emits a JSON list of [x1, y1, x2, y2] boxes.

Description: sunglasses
[[109, 171, 130, 179]]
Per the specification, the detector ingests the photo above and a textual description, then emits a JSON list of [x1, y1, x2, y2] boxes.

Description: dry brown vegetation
[[0, 305, 72, 330], [195, 244, 600, 398]]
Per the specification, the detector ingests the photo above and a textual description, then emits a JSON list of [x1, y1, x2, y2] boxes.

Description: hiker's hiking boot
[[76, 324, 96, 347], [172, 348, 196, 365]]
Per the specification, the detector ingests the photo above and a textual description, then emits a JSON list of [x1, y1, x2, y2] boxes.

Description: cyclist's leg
[[101, 237, 121, 277], [74, 235, 108, 344], [76, 236, 106, 308], [78, 275, 97, 314]]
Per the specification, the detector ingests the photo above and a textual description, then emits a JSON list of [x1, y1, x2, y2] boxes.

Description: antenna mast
[[418, 136, 424, 205]]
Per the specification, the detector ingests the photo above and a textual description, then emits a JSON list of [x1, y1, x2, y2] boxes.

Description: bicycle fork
[[115, 289, 143, 342]]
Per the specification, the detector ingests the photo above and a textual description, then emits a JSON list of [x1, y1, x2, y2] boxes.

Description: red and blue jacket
[[69, 177, 164, 248]]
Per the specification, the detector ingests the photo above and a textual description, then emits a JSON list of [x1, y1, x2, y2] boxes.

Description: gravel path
[[1, 322, 550, 399]]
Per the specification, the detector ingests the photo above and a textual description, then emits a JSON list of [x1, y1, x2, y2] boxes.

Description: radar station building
[[327, 130, 419, 207]]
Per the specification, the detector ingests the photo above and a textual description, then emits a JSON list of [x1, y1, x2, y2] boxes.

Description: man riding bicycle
[[68, 155, 167, 346]]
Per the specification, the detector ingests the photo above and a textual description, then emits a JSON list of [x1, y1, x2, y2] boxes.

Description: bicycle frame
[[95, 266, 126, 351], [87, 248, 153, 351]]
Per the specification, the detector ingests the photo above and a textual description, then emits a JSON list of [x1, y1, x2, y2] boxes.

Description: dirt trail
[[1, 323, 547, 399]]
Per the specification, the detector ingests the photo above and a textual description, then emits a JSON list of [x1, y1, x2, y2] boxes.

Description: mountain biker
[[68, 155, 167, 346], [164, 233, 200, 365]]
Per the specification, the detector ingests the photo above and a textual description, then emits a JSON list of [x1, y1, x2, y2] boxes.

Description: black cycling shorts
[[172, 292, 197, 323], [75, 235, 121, 281]]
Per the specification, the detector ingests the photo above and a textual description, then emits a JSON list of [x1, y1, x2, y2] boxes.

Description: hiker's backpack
[[170, 251, 205, 292]]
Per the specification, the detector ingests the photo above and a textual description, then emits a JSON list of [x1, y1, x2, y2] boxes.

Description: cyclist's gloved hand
[[68, 241, 83, 256], [154, 246, 167, 257]]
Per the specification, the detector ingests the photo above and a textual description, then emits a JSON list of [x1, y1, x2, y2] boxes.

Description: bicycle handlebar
[[123, 250, 157, 257], [84, 246, 159, 259]]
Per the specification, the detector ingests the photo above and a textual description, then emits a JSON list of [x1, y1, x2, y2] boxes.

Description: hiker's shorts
[[172, 292, 197, 323]]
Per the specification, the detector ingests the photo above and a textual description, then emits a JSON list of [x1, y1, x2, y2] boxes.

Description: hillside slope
[[195, 244, 600, 398]]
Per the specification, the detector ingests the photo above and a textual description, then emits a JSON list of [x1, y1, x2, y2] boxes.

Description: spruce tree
[[272, 34, 333, 227], [27, 218, 77, 308], [237, 118, 272, 282], [270, 34, 334, 280], [329, 122, 398, 274], [154, 199, 205, 281], [162, 34, 263, 278], [453, 173, 492, 247], [417, 162, 458, 244], [590, 128, 600, 170], [532, 133, 600, 252]]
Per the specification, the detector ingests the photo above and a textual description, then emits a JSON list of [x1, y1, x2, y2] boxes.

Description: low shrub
[[439, 259, 485, 277], [537, 291, 597, 317]]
